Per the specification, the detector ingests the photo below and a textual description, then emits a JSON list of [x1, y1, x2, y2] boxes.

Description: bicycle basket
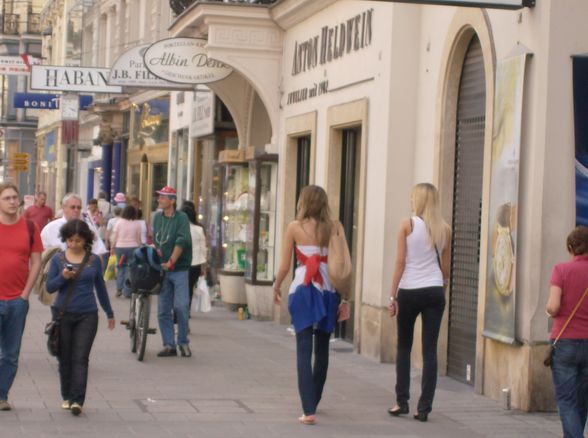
[[127, 247, 163, 294]]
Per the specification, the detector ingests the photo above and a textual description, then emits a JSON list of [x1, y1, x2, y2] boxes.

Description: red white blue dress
[[287, 245, 340, 334]]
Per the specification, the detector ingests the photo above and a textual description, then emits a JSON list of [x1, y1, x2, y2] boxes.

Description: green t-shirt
[[152, 210, 192, 271]]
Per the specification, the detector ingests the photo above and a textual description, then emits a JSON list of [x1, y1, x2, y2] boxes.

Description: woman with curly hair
[[46, 219, 115, 416]]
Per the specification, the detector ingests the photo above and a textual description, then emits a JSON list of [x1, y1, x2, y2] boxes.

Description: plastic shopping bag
[[194, 276, 211, 313], [103, 254, 117, 281]]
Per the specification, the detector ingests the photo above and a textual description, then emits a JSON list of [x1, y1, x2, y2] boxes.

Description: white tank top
[[398, 216, 444, 289]]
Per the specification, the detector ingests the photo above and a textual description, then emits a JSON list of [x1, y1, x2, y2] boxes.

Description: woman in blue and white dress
[[273, 185, 350, 426]]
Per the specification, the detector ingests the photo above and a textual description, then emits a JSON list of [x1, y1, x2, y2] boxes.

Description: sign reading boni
[[31, 65, 123, 93], [143, 38, 233, 84], [109, 45, 193, 90]]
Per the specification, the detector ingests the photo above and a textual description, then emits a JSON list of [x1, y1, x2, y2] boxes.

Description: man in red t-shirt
[[0, 182, 43, 411], [24, 191, 53, 231]]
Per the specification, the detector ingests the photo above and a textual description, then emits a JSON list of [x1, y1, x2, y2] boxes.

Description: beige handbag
[[328, 221, 352, 299]]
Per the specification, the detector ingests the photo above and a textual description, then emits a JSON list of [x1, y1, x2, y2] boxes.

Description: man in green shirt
[[152, 186, 192, 357]]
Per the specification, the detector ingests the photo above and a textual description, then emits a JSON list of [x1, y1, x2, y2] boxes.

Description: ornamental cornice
[[208, 24, 282, 53]]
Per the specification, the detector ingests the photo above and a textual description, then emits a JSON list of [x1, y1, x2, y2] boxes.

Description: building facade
[[167, 0, 588, 411], [0, 0, 42, 195]]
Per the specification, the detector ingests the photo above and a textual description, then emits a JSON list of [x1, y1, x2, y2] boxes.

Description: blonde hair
[[296, 185, 332, 247], [411, 183, 449, 249]]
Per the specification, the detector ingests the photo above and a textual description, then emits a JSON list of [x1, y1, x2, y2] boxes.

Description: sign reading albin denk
[[143, 38, 233, 85]]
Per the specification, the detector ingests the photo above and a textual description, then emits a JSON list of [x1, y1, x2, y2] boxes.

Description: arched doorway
[[447, 35, 486, 385]]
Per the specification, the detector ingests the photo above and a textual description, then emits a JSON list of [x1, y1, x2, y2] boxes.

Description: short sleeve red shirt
[[549, 255, 588, 339], [0, 217, 43, 300], [24, 205, 53, 231]]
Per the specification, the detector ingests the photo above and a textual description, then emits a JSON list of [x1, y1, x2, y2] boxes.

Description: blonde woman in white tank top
[[387, 183, 451, 422]]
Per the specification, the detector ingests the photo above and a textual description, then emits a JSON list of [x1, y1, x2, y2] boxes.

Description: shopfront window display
[[221, 164, 250, 272]]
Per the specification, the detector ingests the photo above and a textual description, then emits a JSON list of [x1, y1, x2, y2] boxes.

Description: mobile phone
[[65, 263, 74, 271]]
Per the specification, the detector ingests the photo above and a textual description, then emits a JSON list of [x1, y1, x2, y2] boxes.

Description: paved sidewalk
[[3, 282, 562, 438]]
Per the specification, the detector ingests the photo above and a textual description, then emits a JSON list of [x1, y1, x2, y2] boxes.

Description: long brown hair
[[296, 185, 332, 247]]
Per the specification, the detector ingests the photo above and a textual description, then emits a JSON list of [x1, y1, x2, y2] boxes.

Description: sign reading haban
[[30, 66, 123, 93], [291, 8, 373, 76], [143, 38, 233, 84]]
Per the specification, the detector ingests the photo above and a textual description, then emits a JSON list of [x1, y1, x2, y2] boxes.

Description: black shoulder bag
[[45, 252, 91, 357]]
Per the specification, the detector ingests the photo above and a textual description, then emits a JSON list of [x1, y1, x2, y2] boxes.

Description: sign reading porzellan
[[31, 65, 123, 93], [143, 38, 233, 85]]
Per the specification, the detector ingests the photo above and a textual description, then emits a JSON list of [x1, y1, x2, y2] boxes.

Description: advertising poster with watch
[[482, 52, 529, 344]]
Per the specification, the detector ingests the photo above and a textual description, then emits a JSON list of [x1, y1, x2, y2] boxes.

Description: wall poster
[[483, 53, 529, 344], [572, 56, 588, 226]]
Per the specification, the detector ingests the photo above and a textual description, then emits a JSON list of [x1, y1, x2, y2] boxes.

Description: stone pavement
[[3, 282, 563, 438]]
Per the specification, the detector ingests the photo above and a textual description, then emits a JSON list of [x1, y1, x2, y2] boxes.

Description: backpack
[[34, 247, 62, 306], [126, 246, 164, 293]]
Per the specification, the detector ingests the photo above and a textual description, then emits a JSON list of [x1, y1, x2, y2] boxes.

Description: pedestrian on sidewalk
[[180, 203, 207, 315], [111, 206, 142, 298], [273, 185, 350, 426], [41, 193, 108, 258], [387, 183, 451, 423], [152, 186, 192, 358], [45, 219, 115, 416], [0, 182, 43, 411], [546, 225, 588, 438], [24, 191, 54, 231]]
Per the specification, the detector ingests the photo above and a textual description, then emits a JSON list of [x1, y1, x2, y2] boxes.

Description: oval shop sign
[[143, 38, 233, 85]]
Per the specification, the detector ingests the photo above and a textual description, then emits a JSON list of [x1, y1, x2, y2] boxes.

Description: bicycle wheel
[[129, 293, 137, 353], [135, 294, 150, 362]]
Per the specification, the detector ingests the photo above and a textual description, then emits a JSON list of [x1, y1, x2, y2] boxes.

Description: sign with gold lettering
[[143, 38, 233, 85], [369, 0, 534, 9]]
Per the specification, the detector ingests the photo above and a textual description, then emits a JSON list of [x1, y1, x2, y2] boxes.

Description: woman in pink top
[[112, 206, 142, 298], [546, 226, 588, 438]]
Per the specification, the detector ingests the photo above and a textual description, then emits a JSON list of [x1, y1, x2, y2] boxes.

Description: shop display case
[[244, 153, 278, 284], [220, 163, 250, 273]]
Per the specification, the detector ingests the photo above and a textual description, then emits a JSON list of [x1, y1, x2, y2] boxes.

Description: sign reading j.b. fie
[[291, 8, 373, 76]]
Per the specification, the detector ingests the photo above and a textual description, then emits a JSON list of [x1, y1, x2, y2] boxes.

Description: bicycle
[[120, 246, 164, 361]]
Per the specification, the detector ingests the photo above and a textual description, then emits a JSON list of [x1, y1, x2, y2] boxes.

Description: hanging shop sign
[[0, 55, 40, 76], [190, 89, 215, 138], [109, 45, 193, 89], [14, 93, 93, 110], [31, 65, 123, 93], [143, 38, 233, 84], [369, 0, 534, 9]]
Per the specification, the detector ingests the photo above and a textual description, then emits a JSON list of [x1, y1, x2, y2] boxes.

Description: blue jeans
[[157, 270, 190, 348], [115, 247, 138, 297], [0, 298, 29, 401], [396, 286, 445, 414], [551, 339, 588, 438], [296, 326, 331, 416], [51, 308, 98, 406]]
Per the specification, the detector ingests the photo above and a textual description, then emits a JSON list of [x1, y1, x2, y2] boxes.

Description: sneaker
[[116, 289, 122, 297], [0, 400, 11, 411], [61, 400, 71, 410], [179, 345, 192, 357], [70, 402, 82, 416], [157, 347, 177, 357]]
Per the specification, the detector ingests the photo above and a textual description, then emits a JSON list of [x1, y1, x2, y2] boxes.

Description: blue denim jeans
[[157, 270, 190, 348], [296, 326, 331, 416], [51, 308, 98, 405], [115, 247, 138, 297], [0, 297, 29, 401], [551, 339, 588, 438]]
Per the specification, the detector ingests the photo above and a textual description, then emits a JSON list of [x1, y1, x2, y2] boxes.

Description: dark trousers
[[395, 286, 445, 414], [296, 326, 331, 416], [188, 265, 202, 313], [51, 308, 98, 405]]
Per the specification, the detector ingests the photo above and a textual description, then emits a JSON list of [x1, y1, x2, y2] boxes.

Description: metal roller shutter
[[447, 36, 485, 385]]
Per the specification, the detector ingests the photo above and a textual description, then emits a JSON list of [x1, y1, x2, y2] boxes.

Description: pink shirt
[[113, 218, 142, 248], [550, 255, 588, 339]]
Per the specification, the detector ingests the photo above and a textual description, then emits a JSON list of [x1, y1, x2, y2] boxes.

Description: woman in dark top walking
[[46, 219, 115, 416]]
